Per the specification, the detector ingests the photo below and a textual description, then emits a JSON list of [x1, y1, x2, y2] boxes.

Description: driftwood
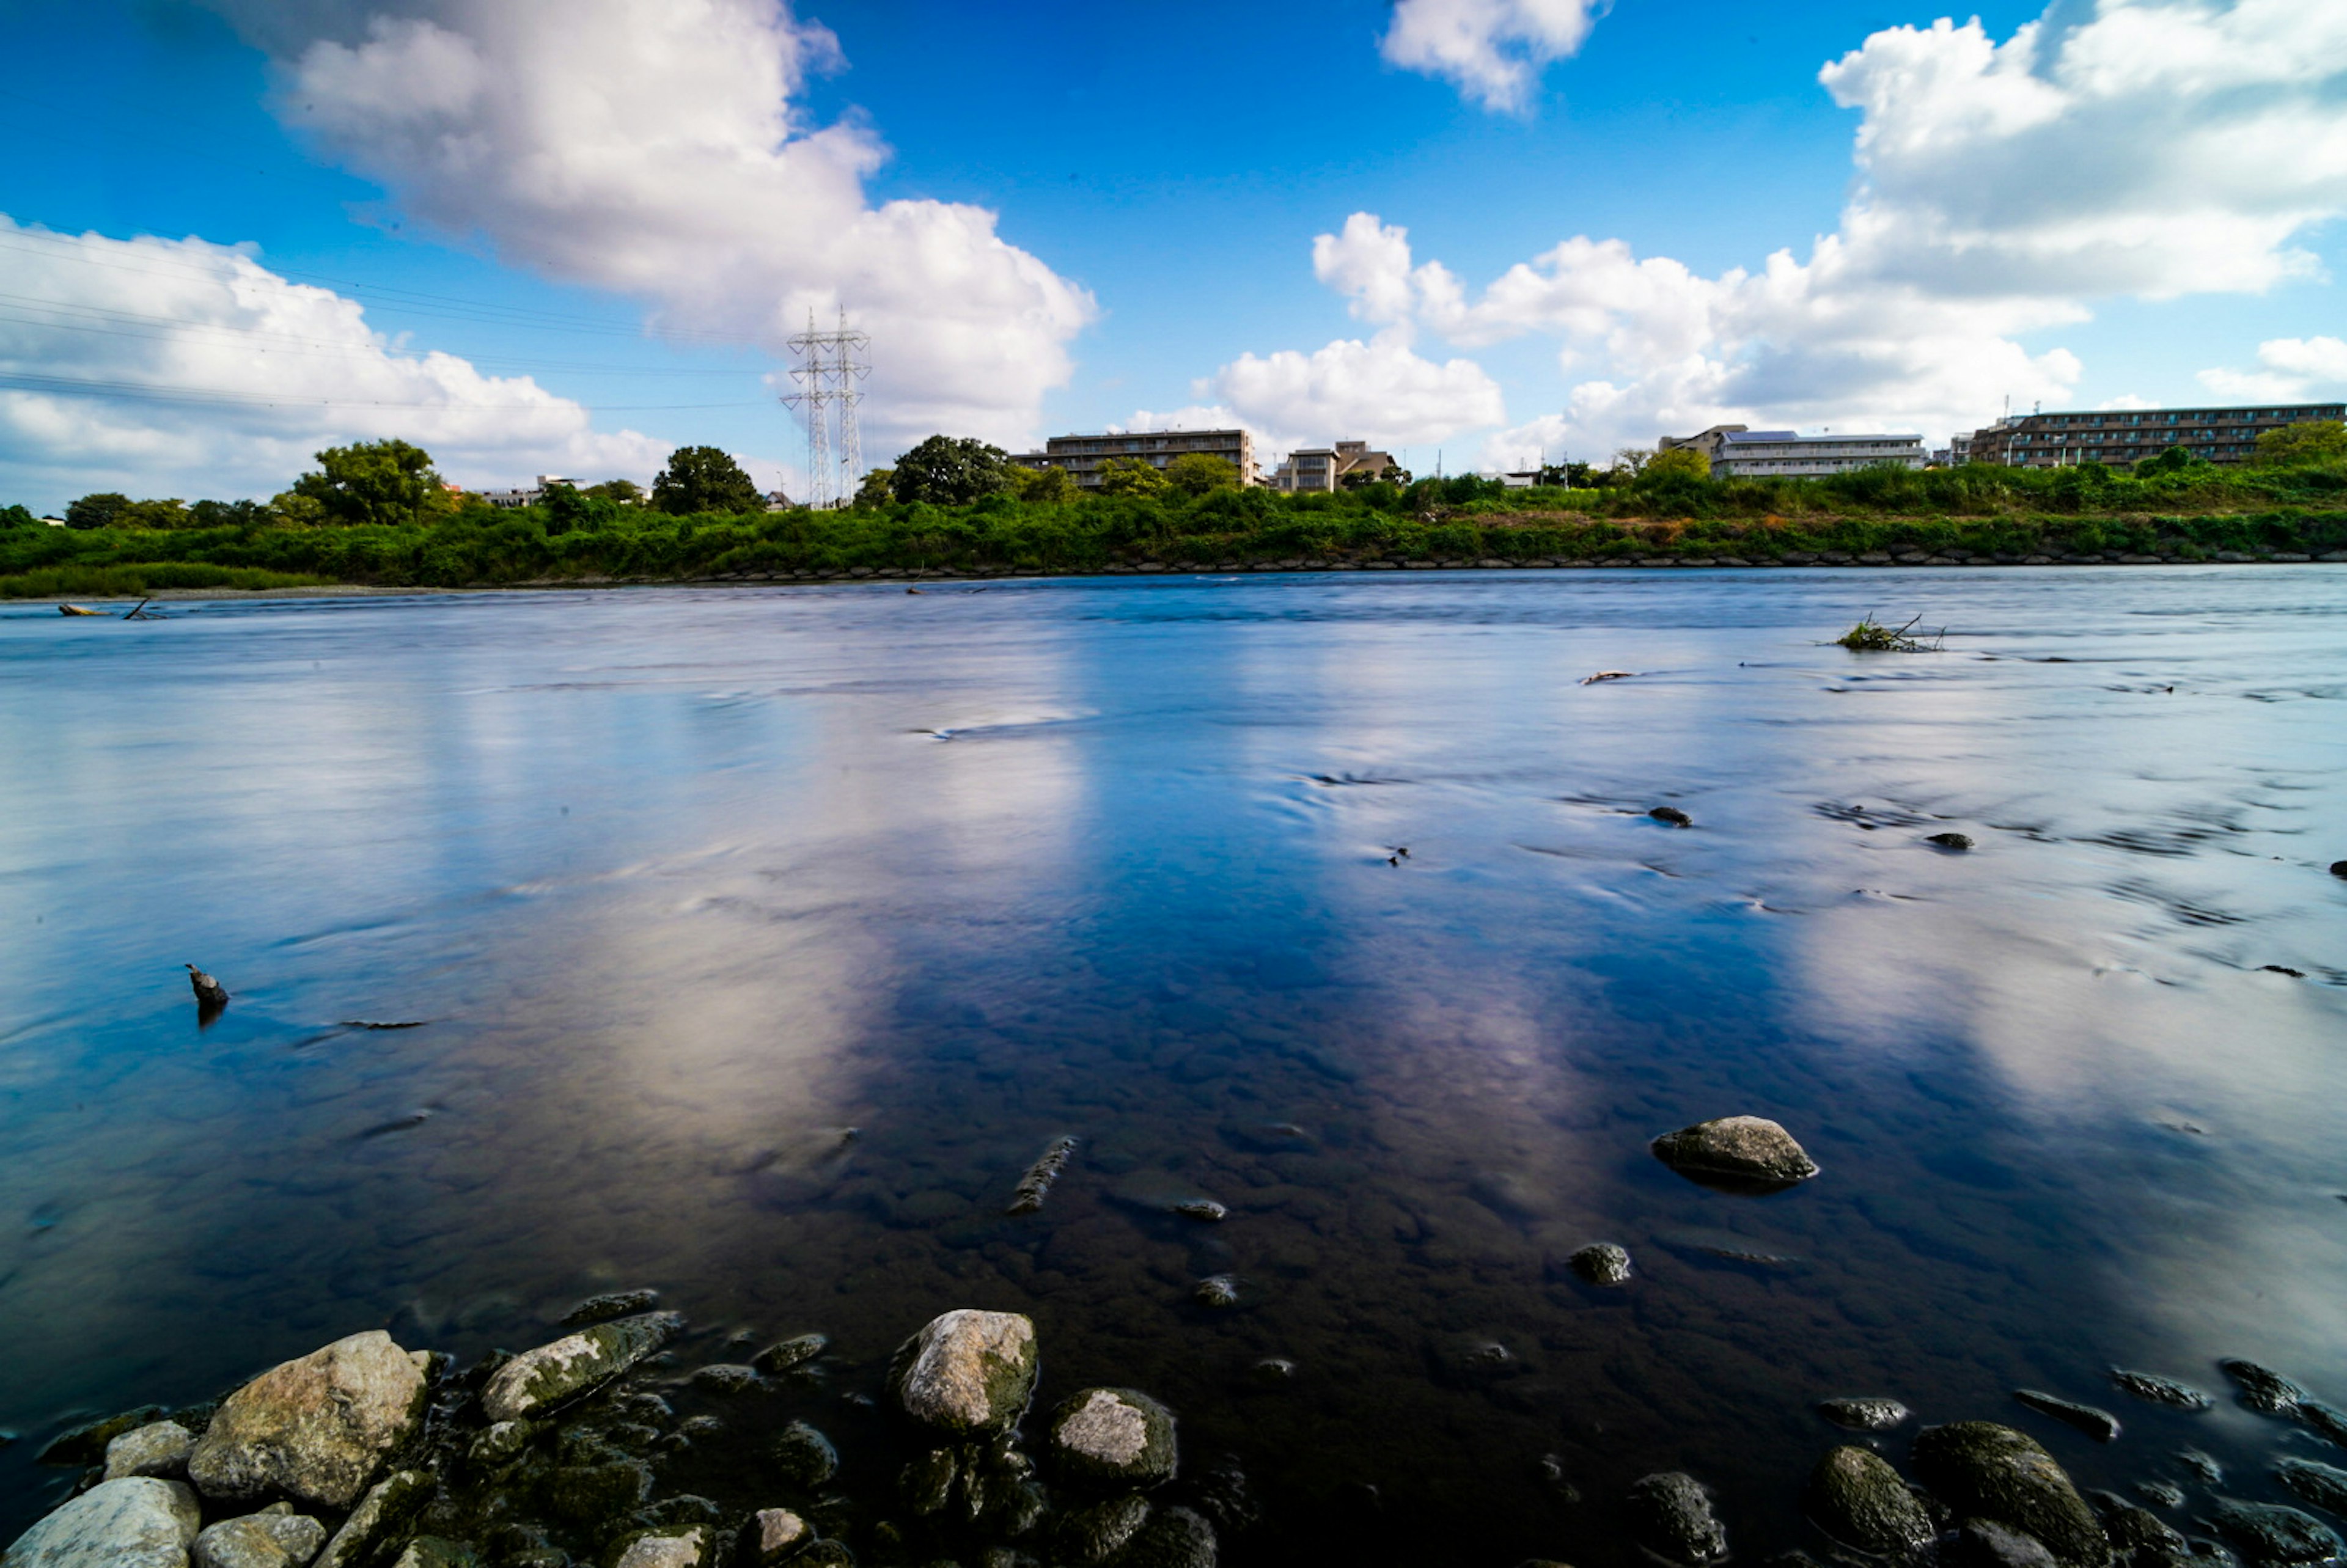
[[1579, 670, 1637, 684], [123, 599, 166, 621], [1005, 1135, 1079, 1214], [57, 604, 103, 617]]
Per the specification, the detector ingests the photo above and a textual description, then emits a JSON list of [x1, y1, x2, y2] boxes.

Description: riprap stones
[[480, 1312, 683, 1423], [1048, 1388, 1177, 1487], [1651, 1116, 1820, 1190], [187, 1332, 431, 1509], [886, 1310, 1038, 1437], [3, 1478, 201, 1568], [1805, 1446, 1934, 1556], [1910, 1422, 2109, 1568]]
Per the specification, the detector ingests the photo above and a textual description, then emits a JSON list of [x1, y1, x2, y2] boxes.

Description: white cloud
[[1379, 0, 1603, 113], [1336, 0, 2347, 467], [0, 216, 670, 507], [210, 0, 1095, 461], [1194, 329, 1505, 451], [2200, 336, 2347, 400]]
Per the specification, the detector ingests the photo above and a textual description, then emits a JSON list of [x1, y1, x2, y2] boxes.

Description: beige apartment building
[[1012, 429, 1258, 489], [1269, 440, 1398, 492], [1967, 403, 2346, 467]]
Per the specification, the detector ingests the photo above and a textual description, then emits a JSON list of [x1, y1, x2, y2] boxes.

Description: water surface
[[3, 570, 2345, 1563]]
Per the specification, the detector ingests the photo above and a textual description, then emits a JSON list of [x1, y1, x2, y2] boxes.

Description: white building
[[479, 475, 577, 509], [1708, 431, 1925, 478], [1269, 440, 1397, 493]]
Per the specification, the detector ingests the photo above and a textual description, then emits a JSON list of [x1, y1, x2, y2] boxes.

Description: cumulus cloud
[[1189, 329, 1505, 451], [0, 216, 670, 507], [2199, 337, 2347, 400], [208, 0, 1094, 462], [1349, 0, 2347, 467], [1379, 0, 1603, 112]]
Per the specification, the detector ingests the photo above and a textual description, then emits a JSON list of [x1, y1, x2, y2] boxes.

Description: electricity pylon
[[780, 307, 870, 508]]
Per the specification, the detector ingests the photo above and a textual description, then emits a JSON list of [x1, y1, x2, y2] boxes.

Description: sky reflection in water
[[2, 570, 2343, 1563]]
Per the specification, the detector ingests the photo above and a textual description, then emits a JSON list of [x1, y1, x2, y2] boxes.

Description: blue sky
[[2, 0, 2341, 508]]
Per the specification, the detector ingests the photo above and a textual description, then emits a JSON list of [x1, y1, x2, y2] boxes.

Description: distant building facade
[[1966, 403, 2346, 467], [1269, 440, 1397, 493], [1656, 425, 1757, 463], [1706, 431, 1925, 478], [479, 475, 576, 509], [1013, 430, 1258, 489]]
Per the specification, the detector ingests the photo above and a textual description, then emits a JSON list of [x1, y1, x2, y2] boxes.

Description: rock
[[193, 1514, 329, 1568], [1537, 1454, 1581, 1506], [1623, 1473, 1728, 1565], [1049, 1388, 1177, 1487], [2175, 1452, 2222, 1485], [3, 1478, 202, 1568], [106, 1424, 196, 1481], [1820, 1398, 1912, 1432], [385, 1542, 474, 1568], [1247, 1358, 1296, 1387], [1650, 1116, 1819, 1189], [1006, 1136, 1078, 1215], [560, 1291, 659, 1328], [734, 1511, 807, 1568], [1649, 807, 1694, 828], [2108, 1372, 2213, 1412], [784, 1547, 848, 1568], [1940, 1520, 2061, 1568], [1057, 1496, 1153, 1566], [2204, 1501, 2341, 1564], [2088, 1495, 2195, 1568], [481, 1312, 683, 1423], [689, 1365, 760, 1395], [1568, 1244, 1633, 1286], [542, 1460, 652, 1530], [898, 1449, 956, 1516], [2217, 1361, 2307, 1416], [467, 1421, 535, 1468], [608, 1530, 707, 1568], [2274, 1460, 2347, 1517], [1191, 1277, 1240, 1310], [2294, 1402, 2347, 1449], [1172, 1201, 1227, 1223], [309, 1471, 433, 1568], [2015, 1391, 2121, 1442], [188, 1332, 431, 1509], [886, 1310, 1038, 1437], [186, 965, 230, 1010], [1926, 832, 1975, 851], [1910, 1423, 2109, 1568], [1120, 1505, 1216, 1568], [750, 1336, 827, 1377], [768, 1423, 838, 1490], [2330, 862, 2347, 881], [40, 1409, 169, 1467], [2135, 1484, 2186, 1511], [1805, 1446, 1936, 1555]]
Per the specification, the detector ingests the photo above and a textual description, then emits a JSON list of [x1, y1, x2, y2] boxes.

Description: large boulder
[[1048, 1388, 1177, 1487], [1651, 1116, 1818, 1189], [1911, 1423, 2108, 1568], [188, 1333, 430, 1509], [4, 1478, 202, 1568], [480, 1313, 683, 1424], [1805, 1446, 1934, 1556], [191, 1512, 328, 1568], [886, 1310, 1038, 1437]]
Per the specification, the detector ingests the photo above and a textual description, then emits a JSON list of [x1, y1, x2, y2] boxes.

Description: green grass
[[0, 562, 338, 599]]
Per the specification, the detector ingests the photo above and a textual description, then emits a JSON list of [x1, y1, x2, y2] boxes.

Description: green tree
[[1162, 453, 1239, 496], [117, 498, 192, 529], [64, 492, 131, 530], [1, 503, 37, 530], [1095, 456, 1167, 496], [1007, 464, 1078, 504], [189, 499, 267, 529], [2254, 420, 2347, 466], [1640, 448, 1714, 485], [542, 482, 593, 535], [652, 445, 762, 514], [2136, 445, 2209, 477], [291, 439, 443, 526], [853, 467, 897, 510], [585, 478, 644, 503], [891, 435, 1013, 505]]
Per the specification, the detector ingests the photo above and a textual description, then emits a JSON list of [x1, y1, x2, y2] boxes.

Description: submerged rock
[[1805, 1446, 1936, 1555], [1910, 1423, 2109, 1568], [187, 1332, 432, 1509], [2175, 1452, 2223, 1486], [1007, 1136, 1079, 1215], [2205, 1501, 2341, 1564], [2274, 1459, 2347, 1517], [559, 1290, 659, 1328], [309, 1471, 433, 1568], [887, 1310, 1038, 1437], [192, 1513, 328, 1568], [1941, 1519, 2061, 1568], [1192, 1277, 1240, 1310], [1056, 1495, 1153, 1566], [1624, 1472, 1729, 1565], [1651, 1116, 1820, 1189], [4, 1478, 202, 1568], [1568, 1244, 1633, 1286], [1049, 1388, 1177, 1487], [2134, 1484, 2187, 1511], [1650, 806, 1694, 828], [2109, 1372, 2213, 1412], [1926, 832, 1976, 851], [2015, 1391, 2122, 1443], [750, 1335, 827, 1376], [1820, 1398, 1913, 1432], [106, 1423, 196, 1482], [481, 1312, 683, 1423], [2294, 1402, 2347, 1449], [1120, 1504, 1217, 1567], [768, 1422, 839, 1490], [1171, 1200, 1228, 1223], [688, 1365, 760, 1395], [2090, 1496, 2196, 1568], [2218, 1361, 2307, 1416]]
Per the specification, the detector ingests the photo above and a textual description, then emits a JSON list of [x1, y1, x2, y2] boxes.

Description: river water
[[2, 569, 2344, 1564]]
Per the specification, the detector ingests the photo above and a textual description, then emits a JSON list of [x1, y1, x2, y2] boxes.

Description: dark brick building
[[1969, 403, 2343, 467]]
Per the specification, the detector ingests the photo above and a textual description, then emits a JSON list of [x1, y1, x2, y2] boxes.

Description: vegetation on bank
[[6, 431, 2346, 597]]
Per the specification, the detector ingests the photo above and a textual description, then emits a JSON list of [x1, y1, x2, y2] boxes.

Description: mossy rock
[[1911, 1424, 2108, 1568], [885, 1311, 1038, 1437], [1048, 1389, 1177, 1487], [483, 1315, 684, 1423], [1805, 1446, 1934, 1555]]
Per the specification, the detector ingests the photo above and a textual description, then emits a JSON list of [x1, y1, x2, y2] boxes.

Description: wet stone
[[1650, 1116, 1820, 1189], [40, 1410, 171, 1467], [1910, 1423, 2109, 1568], [2137, 1485, 2188, 1511], [2294, 1402, 2347, 1449], [1171, 1201, 1227, 1223], [1649, 806, 1694, 828], [193, 1513, 329, 1568], [1820, 1398, 1912, 1432], [2176, 1453, 2223, 1486], [106, 1423, 197, 1481], [2205, 1501, 2341, 1564], [2089, 1496, 2196, 1568], [887, 1310, 1039, 1437], [689, 1365, 761, 1395], [2015, 1391, 2122, 1442], [1191, 1277, 1239, 1310], [749, 1336, 827, 1377], [2273, 1459, 2347, 1518], [559, 1291, 659, 1328], [310, 1471, 433, 1568], [1247, 1359, 1296, 1388], [468, 1421, 537, 1468], [1056, 1495, 1153, 1566], [4, 1478, 202, 1568], [1805, 1446, 1936, 1555], [1568, 1244, 1633, 1286], [640, 1498, 723, 1528], [1049, 1388, 1177, 1487], [2109, 1372, 2213, 1412], [769, 1422, 839, 1490], [188, 1332, 432, 1509], [608, 1528, 708, 1568], [483, 1313, 684, 1423], [1624, 1473, 1729, 1566], [1941, 1520, 2060, 1568], [386, 1542, 476, 1568], [900, 1449, 956, 1516], [542, 1460, 654, 1530], [1926, 832, 1976, 851], [1119, 1505, 1216, 1568], [735, 1510, 807, 1568], [2217, 1361, 2307, 1416]]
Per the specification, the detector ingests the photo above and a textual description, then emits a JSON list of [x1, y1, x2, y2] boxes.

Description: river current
[[2, 568, 2344, 1564]]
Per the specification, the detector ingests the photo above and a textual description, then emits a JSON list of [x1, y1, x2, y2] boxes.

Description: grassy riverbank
[[9, 462, 2346, 596]]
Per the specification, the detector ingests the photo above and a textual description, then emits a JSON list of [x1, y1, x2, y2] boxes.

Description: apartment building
[[1967, 403, 2346, 467], [1013, 429, 1258, 489], [1269, 440, 1398, 493], [1706, 431, 1925, 478]]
